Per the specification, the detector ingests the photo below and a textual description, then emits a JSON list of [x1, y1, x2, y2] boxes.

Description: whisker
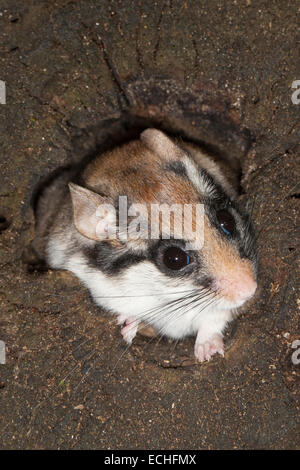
[[108, 290, 212, 372], [107, 341, 134, 379], [60, 348, 95, 386], [119, 289, 212, 339], [72, 351, 97, 394], [112, 293, 194, 344], [142, 290, 216, 351], [151, 298, 218, 351], [91, 289, 201, 299], [170, 338, 180, 355]]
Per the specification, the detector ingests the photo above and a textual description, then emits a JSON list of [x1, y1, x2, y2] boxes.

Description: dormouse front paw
[[194, 333, 224, 362], [117, 315, 139, 345]]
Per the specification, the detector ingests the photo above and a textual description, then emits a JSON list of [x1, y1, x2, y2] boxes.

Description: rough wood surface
[[0, 0, 299, 449]]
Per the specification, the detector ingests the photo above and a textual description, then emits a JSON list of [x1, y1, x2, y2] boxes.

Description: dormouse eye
[[216, 209, 235, 236], [163, 247, 190, 270]]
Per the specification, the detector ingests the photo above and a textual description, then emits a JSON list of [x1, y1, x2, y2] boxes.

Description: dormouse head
[[69, 129, 257, 315]]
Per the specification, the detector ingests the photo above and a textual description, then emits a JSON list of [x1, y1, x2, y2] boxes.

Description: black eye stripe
[[83, 243, 147, 275]]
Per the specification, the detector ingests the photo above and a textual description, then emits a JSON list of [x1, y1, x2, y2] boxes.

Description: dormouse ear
[[69, 183, 116, 241], [140, 128, 184, 161]]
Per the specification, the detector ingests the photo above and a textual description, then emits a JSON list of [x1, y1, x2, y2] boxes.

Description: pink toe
[[194, 333, 224, 362]]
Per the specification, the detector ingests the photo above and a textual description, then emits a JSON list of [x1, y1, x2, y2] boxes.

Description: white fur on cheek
[[65, 254, 232, 341]]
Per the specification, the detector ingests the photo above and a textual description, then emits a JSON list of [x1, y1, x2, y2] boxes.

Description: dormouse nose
[[216, 270, 257, 304]]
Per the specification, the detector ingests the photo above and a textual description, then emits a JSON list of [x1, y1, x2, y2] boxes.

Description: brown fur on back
[[83, 140, 202, 206]]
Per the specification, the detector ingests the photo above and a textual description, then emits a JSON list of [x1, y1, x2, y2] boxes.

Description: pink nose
[[217, 273, 257, 303]]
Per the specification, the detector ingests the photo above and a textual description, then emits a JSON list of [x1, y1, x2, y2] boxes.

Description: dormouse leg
[[194, 330, 224, 363]]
